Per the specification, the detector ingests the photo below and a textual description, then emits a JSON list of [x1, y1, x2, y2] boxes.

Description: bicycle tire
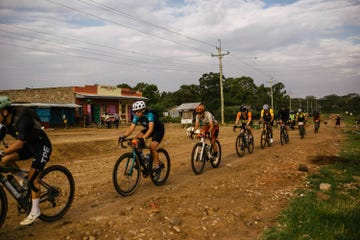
[[38, 165, 75, 222], [0, 187, 8, 228], [247, 133, 254, 153], [151, 148, 171, 186], [235, 135, 245, 157], [113, 153, 140, 196], [210, 140, 221, 168], [280, 128, 286, 145], [299, 125, 305, 139], [260, 130, 267, 149], [191, 142, 206, 175]]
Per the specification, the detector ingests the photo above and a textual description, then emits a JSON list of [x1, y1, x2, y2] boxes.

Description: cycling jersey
[[278, 109, 290, 122], [196, 111, 218, 126], [236, 111, 253, 125], [2, 106, 51, 170], [195, 111, 219, 140], [297, 112, 306, 122], [132, 109, 164, 143], [261, 108, 274, 122]]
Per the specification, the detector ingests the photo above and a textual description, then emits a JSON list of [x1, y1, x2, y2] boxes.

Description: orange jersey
[[236, 111, 252, 122]]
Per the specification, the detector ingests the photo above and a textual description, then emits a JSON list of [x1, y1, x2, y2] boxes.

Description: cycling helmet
[[195, 104, 205, 114], [239, 104, 247, 112], [298, 107, 303, 112], [263, 104, 269, 110], [132, 101, 146, 112], [0, 96, 11, 110]]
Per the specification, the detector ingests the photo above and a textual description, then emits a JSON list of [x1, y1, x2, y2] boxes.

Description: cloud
[[0, 0, 359, 98]]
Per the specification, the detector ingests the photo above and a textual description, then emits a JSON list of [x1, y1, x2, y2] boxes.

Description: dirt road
[[0, 118, 343, 240]]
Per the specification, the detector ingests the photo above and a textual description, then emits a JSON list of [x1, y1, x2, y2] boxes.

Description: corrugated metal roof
[[175, 102, 201, 111], [75, 93, 148, 101], [13, 103, 82, 108]]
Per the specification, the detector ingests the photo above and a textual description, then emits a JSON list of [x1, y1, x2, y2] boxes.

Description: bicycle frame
[[120, 139, 151, 177]]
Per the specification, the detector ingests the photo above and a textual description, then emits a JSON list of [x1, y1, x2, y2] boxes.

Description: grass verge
[[261, 131, 360, 240]]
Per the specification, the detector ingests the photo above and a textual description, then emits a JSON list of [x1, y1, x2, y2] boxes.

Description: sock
[[31, 198, 40, 214]]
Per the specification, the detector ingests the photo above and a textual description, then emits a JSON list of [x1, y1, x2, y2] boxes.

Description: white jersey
[[196, 111, 218, 126]]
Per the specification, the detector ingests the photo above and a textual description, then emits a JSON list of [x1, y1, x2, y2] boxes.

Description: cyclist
[[335, 114, 341, 128], [296, 107, 306, 124], [260, 104, 274, 143], [277, 105, 290, 132], [192, 104, 219, 158], [234, 104, 253, 137], [289, 111, 296, 130], [0, 96, 52, 225], [119, 100, 164, 180], [313, 111, 321, 133]]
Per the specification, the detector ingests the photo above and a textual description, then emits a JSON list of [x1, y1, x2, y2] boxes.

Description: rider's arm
[[1, 139, 24, 155], [193, 116, 200, 132], [235, 112, 241, 125], [123, 123, 136, 138], [246, 112, 252, 126], [143, 122, 154, 139]]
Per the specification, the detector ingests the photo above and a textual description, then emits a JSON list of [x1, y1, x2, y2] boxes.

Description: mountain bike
[[298, 121, 306, 139], [260, 121, 273, 149], [113, 138, 170, 196], [233, 125, 254, 157], [190, 132, 222, 175], [0, 162, 75, 228], [278, 121, 290, 145]]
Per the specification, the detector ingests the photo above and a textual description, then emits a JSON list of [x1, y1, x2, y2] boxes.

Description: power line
[[45, 0, 214, 54]]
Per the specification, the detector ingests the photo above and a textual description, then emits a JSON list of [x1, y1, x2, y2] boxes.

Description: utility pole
[[211, 39, 229, 125], [288, 90, 293, 112], [266, 76, 276, 110]]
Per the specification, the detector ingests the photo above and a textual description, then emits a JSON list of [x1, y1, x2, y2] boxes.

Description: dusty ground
[[0, 117, 344, 240]]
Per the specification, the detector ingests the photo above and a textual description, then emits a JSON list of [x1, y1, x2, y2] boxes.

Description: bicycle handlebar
[[118, 137, 146, 149]]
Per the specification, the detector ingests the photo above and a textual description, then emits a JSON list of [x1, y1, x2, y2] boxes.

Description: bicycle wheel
[[191, 142, 206, 175], [260, 130, 267, 149], [247, 133, 254, 153], [0, 187, 8, 228], [280, 128, 286, 146], [151, 148, 171, 186], [38, 165, 75, 222], [113, 153, 140, 196], [210, 140, 221, 168], [299, 126, 305, 139], [235, 135, 245, 157]]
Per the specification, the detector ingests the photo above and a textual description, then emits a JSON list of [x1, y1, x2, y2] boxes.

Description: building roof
[[75, 93, 148, 101], [13, 103, 82, 108], [175, 102, 201, 111]]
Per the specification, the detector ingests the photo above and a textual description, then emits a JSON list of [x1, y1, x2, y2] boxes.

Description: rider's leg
[[149, 141, 160, 168]]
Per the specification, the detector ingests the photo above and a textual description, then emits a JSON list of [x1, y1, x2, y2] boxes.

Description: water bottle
[[139, 151, 145, 162], [145, 154, 151, 167], [5, 175, 22, 199]]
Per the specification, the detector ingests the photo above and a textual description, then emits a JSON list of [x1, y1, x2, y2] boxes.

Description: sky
[[0, 0, 359, 98]]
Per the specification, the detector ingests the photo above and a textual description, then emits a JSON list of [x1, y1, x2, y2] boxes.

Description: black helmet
[[239, 105, 247, 112]]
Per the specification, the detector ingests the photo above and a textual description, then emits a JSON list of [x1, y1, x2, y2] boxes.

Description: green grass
[[261, 132, 360, 240]]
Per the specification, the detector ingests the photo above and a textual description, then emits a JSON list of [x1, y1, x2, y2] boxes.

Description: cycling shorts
[[141, 125, 165, 143], [18, 135, 52, 171]]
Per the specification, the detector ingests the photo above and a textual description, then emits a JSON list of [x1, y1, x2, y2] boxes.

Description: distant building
[[174, 102, 201, 126], [0, 85, 147, 128]]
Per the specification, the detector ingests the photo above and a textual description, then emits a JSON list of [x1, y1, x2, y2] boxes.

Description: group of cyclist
[[0, 95, 321, 226], [234, 103, 320, 142]]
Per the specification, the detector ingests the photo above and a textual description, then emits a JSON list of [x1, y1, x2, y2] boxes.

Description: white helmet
[[132, 101, 146, 111], [263, 104, 269, 110]]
